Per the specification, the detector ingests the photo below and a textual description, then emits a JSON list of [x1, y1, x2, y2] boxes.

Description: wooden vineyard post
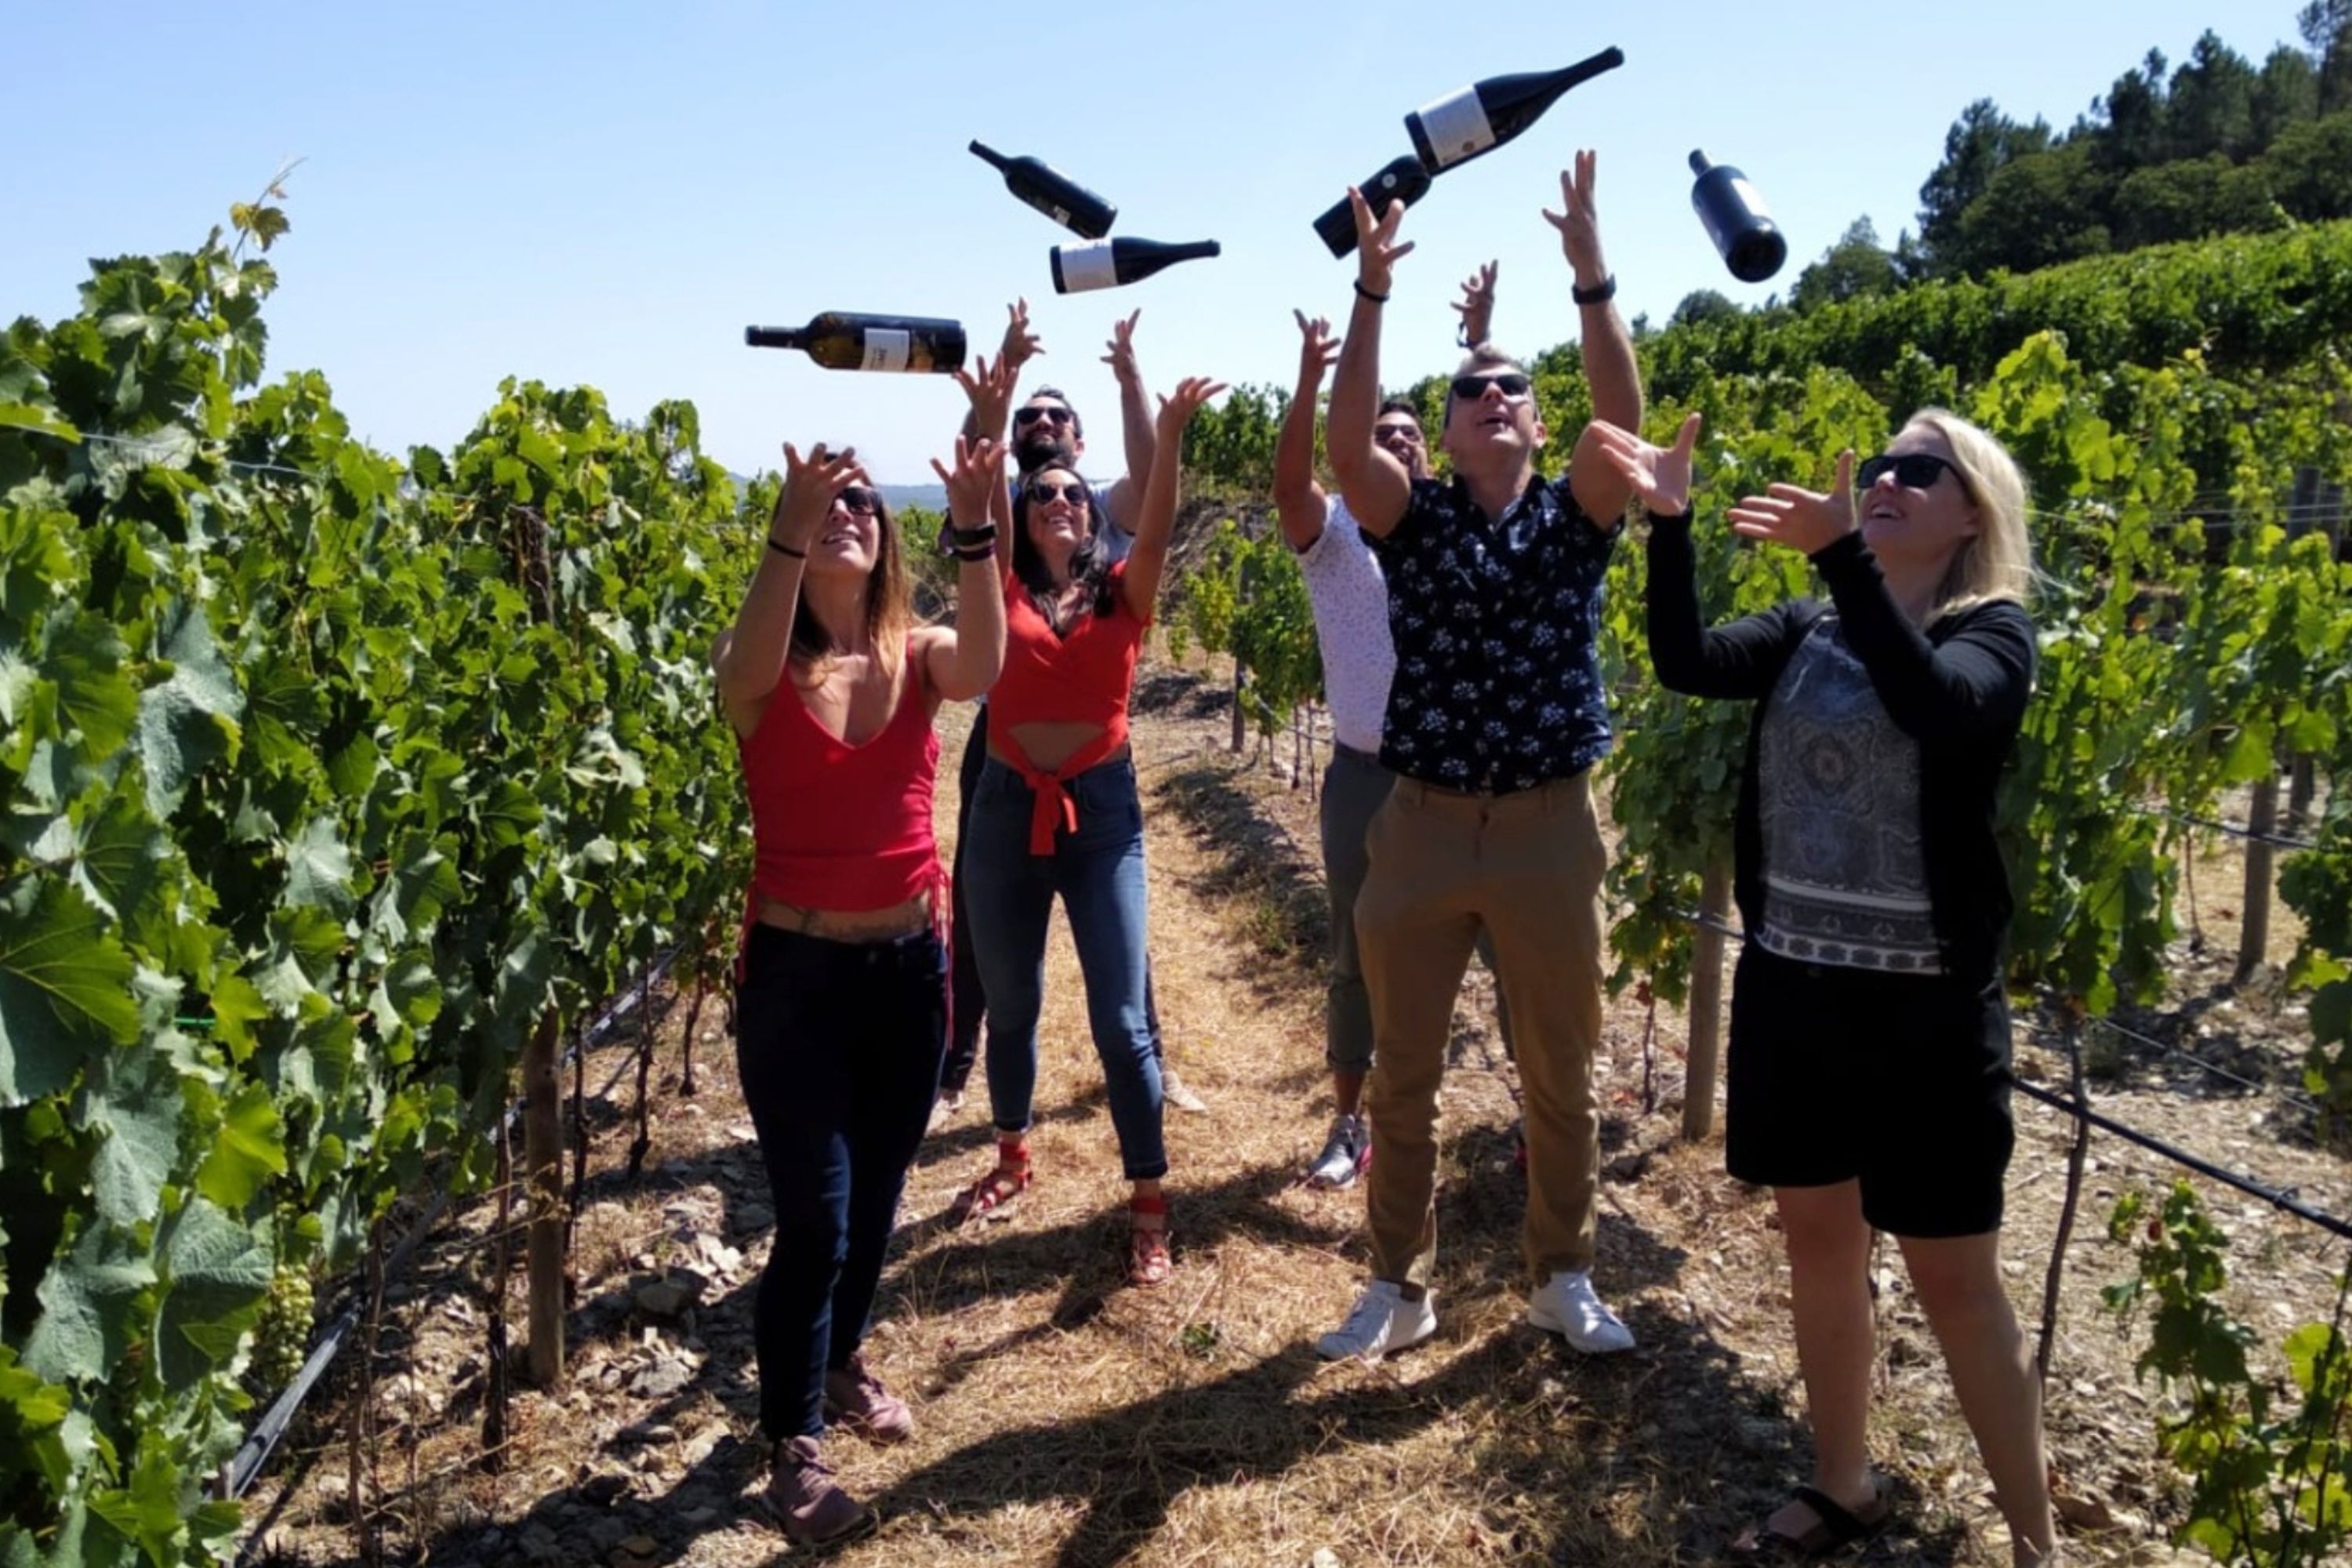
[[1682, 858, 1734, 1141], [2234, 770, 2281, 985], [523, 1007, 565, 1386]]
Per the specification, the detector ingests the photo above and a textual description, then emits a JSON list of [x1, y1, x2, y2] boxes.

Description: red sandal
[[949, 1138, 1031, 1224], [1127, 1190, 1171, 1287]]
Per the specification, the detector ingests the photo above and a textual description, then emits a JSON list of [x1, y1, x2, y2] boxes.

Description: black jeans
[[735, 923, 946, 1440], [939, 707, 1163, 1095]]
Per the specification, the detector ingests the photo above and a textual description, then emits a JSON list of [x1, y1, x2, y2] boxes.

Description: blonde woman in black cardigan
[[1596, 411, 2056, 1567]]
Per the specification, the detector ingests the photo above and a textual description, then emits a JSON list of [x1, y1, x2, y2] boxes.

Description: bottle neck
[[969, 140, 1011, 173]]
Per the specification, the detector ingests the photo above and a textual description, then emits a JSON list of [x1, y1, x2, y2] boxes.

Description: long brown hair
[[789, 489, 913, 688]]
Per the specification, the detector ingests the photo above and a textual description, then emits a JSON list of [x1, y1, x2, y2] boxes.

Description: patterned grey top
[[1755, 618, 1944, 974]]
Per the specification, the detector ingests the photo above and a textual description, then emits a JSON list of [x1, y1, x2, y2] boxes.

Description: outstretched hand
[[1726, 450, 1859, 554], [1156, 375, 1229, 439], [1348, 185, 1414, 296], [1294, 310, 1340, 384], [1451, 260, 1498, 347], [1589, 416, 1700, 517], [1102, 309, 1143, 385], [953, 352, 1019, 441], [1541, 149, 1608, 285], [999, 298, 1043, 372], [931, 434, 1008, 530], [774, 441, 868, 550]]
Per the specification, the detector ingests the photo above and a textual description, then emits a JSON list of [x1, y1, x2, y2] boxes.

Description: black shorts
[[1724, 944, 2014, 1238]]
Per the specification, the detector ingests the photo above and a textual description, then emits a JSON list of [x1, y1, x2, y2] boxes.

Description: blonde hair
[[1901, 408, 2034, 615]]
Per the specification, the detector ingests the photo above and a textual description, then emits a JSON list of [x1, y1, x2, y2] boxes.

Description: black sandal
[[1733, 1477, 1893, 1559]]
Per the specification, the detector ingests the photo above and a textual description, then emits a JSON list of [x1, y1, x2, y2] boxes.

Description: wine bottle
[[969, 140, 1116, 239], [1312, 154, 1432, 259], [742, 313, 966, 373], [1049, 237, 1221, 295], [1688, 151, 1788, 283], [1404, 46, 1624, 175]]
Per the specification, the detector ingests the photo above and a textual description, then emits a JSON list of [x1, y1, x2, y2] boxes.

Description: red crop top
[[738, 652, 940, 913], [990, 563, 1146, 853]]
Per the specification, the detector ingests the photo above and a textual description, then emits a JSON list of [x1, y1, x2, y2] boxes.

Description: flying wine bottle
[[968, 140, 1116, 239], [742, 313, 967, 373], [1688, 151, 1788, 283], [1049, 237, 1221, 295], [1404, 46, 1624, 175], [1312, 154, 1432, 259]]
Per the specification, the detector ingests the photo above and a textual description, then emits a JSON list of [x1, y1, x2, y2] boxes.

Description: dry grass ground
[[241, 655, 2352, 1568]]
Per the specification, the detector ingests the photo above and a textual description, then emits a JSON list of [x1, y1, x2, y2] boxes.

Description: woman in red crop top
[[950, 373, 1224, 1288], [710, 397, 1008, 1548]]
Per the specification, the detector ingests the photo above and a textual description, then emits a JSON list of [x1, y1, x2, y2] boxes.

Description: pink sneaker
[[822, 1354, 913, 1443], [764, 1434, 876, 1546]]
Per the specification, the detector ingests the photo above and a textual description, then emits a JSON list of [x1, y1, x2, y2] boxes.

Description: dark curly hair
[[1010, 469, 1119, 620]]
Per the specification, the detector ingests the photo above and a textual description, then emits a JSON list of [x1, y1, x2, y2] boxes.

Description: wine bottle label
[[1731, 177, 1773, 220], [1058, 241, 1120, 292], [1414, 87, 1497, 168], [860, 329, 912, 372]]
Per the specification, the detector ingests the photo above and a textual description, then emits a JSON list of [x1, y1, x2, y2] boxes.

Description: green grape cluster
[[251, 1265, 316, 1393]]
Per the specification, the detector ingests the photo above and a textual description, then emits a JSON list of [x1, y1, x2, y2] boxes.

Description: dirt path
[[244, 658, 2351, 1568]]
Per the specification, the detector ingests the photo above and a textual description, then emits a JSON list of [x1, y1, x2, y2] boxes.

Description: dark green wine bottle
[[742, 313, 966, 372]]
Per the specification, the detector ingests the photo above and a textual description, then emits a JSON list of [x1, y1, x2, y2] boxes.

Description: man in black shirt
[[1313, 157, 1642, 1361]]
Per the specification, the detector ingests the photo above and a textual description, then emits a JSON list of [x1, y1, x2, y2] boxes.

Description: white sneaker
[[1526, 1270, 1635, 1354], [1161, 1065, 1209, 1114], [1316, 1280, 1436, 1361]]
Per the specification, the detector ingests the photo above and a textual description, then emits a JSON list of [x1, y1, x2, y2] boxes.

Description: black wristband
[[1642, 505, 1693, 525], [766, 536, 808, 559], [953, 543, 996, 563], [1571, 273, 1617, 306], [1353, 278, 1390, 304], [948, 521, 997, 546]]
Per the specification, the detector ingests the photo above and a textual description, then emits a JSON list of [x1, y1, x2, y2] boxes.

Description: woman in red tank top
[[949, 374, 1225, 1290], [710, 384, 1009, 1548]]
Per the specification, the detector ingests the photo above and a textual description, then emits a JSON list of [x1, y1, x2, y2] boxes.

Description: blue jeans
[[964, 754, 1167, 1180], [735, 923, 946, 1440]]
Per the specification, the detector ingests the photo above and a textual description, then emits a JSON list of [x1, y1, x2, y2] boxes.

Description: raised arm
[[714, 442, 865, 735], [1592, 416, 1807, 699], [1727, 451, 2035, 741], [1548, 151, 1641, 524], [1452, 260, 1497, 349], [1275, 310, 1339, 551], [1099, 309, 1153, 536], [960, 299, 1041, 444], [1120, 375, 1228, 622], [921, 434, 1011, 702], [1329, 188, 1416, 537]]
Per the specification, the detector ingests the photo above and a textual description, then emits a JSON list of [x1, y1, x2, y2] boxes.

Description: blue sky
[[0, 1, 2304, 483]]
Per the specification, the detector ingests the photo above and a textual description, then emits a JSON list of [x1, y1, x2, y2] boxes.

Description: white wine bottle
[[1404, 46, 1624, 175], [1049, 237, 1221, 295], [1313, 154, 1432, 259], [742, 313, 967, 372], [970, 140, 1116, 239]]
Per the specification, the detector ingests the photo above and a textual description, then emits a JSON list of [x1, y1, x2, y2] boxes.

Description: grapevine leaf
[[154, 1196, 270, 1392], [86, 1440, 191, 1568], [205, 971, 269, 1060], [193, 1081, 285, 1211], [0, 1345, 74, 1494], [40, 612, 137, 764], [0, 404, 79, 442], [22, 1219, 155, 1385], [68, 779, 175, 953], [281, 815, 355, 919], [78, 1043, 185, 1228], [0, 879, 140, 1106], [132, 599, 240, 815]]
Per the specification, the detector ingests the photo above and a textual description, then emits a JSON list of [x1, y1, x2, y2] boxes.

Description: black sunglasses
[[1014, 405, 1076, 427], [1857, 452, 1963, 494], [1450, 372, 1531, 401], [1025, 478, 1091, 506], [833, 485, 879, 515]]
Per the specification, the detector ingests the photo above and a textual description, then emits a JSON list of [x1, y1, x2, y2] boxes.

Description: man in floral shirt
[[1312, 155, 1643, 1363]]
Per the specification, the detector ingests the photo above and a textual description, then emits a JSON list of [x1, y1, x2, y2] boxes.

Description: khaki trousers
[[1356, 771, 1606, 1286]]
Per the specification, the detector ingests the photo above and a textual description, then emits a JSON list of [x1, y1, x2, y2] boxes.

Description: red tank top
[[990, 564, 1147, 853], [739, 652, 940, 912]]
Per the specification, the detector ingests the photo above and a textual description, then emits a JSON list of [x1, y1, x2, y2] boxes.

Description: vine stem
[[2037, 1017, 2092, 1385]]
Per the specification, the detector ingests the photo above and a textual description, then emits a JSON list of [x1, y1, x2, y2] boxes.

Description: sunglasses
[[1857, 452, 1963, 494], [1450, 372, 1531, 401], [1025, 479, 1091, 506], [1014, 405, 1076, 427], [833, 485, 879, 516], [1374, 420, 1424, 443]]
